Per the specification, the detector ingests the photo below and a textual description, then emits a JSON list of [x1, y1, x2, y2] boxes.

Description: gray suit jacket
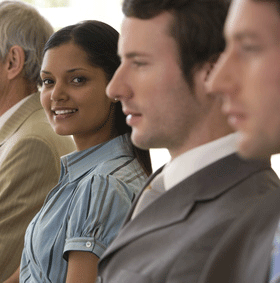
[[0, 93, 76, 281], [198, 180, 280, 283], [97, 153, 280, 283]]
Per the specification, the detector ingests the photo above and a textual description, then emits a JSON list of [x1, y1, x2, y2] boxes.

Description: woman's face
[[40, 43, 116, 150]]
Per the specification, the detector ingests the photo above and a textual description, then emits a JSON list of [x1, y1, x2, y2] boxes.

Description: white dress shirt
[[162, 133, 238, 191]]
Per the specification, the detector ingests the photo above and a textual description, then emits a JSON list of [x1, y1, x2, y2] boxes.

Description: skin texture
[[106, 12, 231, 160], [209, 0, 280, 159], [41, 42, 117, 151], [66, 251, 99, 283]]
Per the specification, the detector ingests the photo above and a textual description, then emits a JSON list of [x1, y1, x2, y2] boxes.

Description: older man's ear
[[6, 45, 25, 80]]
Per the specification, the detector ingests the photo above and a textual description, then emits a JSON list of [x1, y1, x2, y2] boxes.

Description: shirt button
[[86, 241, 92, 248]]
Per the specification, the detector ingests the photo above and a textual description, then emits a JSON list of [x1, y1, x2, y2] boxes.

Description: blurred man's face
[[209, 0, 280, 158]]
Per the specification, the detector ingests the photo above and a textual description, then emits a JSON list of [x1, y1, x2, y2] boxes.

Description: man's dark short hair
[[122, 0, 229, 88]]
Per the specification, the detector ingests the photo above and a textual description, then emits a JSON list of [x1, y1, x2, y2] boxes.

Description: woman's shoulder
[[70, 156, 146, 206]]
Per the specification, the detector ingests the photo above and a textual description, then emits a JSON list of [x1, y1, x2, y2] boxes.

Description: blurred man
[[210, 0, 280, 160], [0, 1, 75, 280], [202, 0, 280, 282], [96, 0, 280, 282]]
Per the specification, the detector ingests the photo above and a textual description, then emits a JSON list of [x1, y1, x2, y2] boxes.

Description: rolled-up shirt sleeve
[[63, 174, 133, 259]]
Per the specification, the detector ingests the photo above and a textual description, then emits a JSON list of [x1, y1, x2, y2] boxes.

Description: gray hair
[[0, 1, 53, 86]]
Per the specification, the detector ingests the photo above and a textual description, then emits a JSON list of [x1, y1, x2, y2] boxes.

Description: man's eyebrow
[[120, 52, 151, 59], [230, 31, 260, 41]]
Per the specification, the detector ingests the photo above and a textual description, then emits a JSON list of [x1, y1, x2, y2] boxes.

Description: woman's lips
[[51, 108, 78, 120]]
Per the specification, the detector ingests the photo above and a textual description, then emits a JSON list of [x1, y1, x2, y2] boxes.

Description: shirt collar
[[61, 133, 133, 182], [163, 133, 238, 191]]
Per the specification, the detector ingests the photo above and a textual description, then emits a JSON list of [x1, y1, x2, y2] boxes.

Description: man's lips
[[227, 112, 246, 129], [222, 100, 247, 130], [124, 111, 142, 126]]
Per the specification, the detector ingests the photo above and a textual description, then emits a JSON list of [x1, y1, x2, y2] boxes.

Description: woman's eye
[[42, 78, 54, 85], [72, 77, 86, 83]]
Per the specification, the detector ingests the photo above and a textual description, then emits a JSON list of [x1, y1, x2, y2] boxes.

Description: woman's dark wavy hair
[[43, 20, 152, 175], [123, 0, 229, 89]]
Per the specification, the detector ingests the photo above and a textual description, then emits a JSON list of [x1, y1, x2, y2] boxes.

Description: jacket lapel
[[102, 153, 271, 258], [0, 92, 42, 146]]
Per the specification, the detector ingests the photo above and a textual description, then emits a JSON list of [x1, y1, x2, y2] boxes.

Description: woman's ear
[[112, 98, 119, 103], [203, 60, 221, 96], [204, 61, 216, 82], [6, 45, 25, 80], [194, 61, 216, 92]]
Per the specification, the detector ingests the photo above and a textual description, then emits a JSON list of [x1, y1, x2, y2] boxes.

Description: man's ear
[[6, 45, 25, 80]]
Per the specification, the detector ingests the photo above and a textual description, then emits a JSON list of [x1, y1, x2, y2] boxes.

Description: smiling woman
[[40, 43, 114, 150], [6, 20, 152, 283]]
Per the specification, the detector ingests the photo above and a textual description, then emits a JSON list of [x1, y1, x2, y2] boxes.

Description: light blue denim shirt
[[20, 134, 147, 282]]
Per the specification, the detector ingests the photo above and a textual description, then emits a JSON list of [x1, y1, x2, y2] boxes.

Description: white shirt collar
[[0, 93, 36, 129], [163, 133, 238, 191]]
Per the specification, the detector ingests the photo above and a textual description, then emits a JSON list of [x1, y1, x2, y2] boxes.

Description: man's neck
[[169, 128, 234, 161], [169, 100, 234, 160]]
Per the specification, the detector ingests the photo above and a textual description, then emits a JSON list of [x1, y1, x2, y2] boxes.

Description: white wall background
[[38, 0, 123, 31]]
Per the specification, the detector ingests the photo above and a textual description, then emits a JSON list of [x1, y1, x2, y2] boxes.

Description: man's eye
[[132, 61, 147, 67], [240, 44, 261, 53]]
